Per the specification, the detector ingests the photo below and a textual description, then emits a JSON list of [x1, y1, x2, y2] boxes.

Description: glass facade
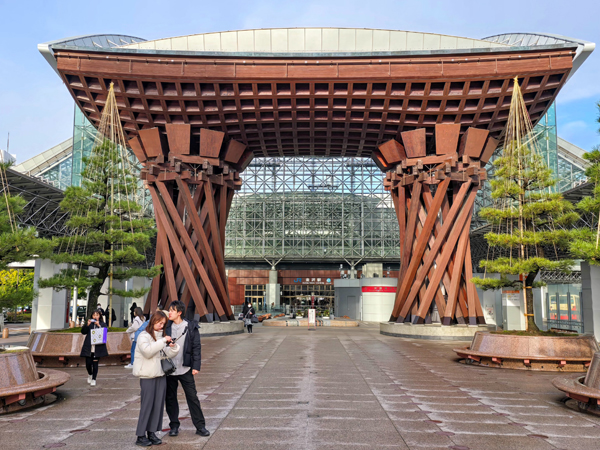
[[72, 106, 99, 187], [37, 155, 73, 191], [546, 283, 583, 333], [224, 157, 399, 261]]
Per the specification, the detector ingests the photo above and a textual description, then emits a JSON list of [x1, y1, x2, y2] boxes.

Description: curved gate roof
[[40, 28, 594, 160]]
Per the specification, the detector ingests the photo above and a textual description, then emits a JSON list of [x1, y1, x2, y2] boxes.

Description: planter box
[[0, 347, 69, 414], [454, 331, 599, 371], [27, 331, 132, 367]]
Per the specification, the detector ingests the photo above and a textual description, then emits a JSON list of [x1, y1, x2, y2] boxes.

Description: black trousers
[[85, 353, 99, 380], [165, 370, 206, 431]]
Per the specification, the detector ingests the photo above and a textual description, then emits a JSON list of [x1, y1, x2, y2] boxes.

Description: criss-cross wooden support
[[128, 125, 253, 321], [379, 124, 498, 325]]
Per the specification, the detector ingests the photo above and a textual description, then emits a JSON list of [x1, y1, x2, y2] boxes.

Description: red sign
[[362, 286, 397, 293]]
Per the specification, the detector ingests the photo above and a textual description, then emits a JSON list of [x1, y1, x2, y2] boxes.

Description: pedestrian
[[133, 310, 180, 447], [124, 307, 145, 369], [242, 301, 255, 334], [164, 300, 210, 438], [130, 302, 138, 323], [80, 309, 108, 387]]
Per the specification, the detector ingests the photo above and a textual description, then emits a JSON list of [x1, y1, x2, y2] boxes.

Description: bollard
[[2, 328, 9, 339]]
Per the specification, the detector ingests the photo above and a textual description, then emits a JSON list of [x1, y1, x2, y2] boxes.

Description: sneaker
[[135, 436, 152, 447], [87, 375, 92, 384], [124, 364, 133, 369], [90, 379, 96, 387]]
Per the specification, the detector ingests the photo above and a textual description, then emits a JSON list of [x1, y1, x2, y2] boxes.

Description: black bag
[[160, 350, 176, 376], [251, 316, 258, 323]]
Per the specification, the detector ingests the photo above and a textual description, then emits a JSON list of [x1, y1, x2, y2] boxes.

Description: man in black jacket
[[164, 301, 210, 437]]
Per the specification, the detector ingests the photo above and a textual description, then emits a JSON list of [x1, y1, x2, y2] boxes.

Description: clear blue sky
[[1, 0, 598, 161]]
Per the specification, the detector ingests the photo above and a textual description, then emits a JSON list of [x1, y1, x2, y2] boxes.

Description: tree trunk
[[87, 265, 109, 319], [525, 271, 540, 332]]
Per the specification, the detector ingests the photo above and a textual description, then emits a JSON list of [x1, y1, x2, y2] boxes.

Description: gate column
[[378, 125, 498, 325], [129, 125, 253, 322]]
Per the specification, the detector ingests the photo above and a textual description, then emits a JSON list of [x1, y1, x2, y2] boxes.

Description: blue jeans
[[130, 341, 137, 364]]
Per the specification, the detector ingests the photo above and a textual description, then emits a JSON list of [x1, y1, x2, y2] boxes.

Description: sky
[[1, 0, 599, 162]]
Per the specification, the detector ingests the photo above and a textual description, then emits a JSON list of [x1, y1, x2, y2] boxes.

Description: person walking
[[133, 310, 180, 447], [124, 307, 145, 369], [242, 301, 255, 334], [164, 300, 210, 438], [80, 309, 108, 387], [130, 302, 138, 323]]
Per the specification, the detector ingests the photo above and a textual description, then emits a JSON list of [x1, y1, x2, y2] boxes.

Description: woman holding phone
[[80, 309, 108, 387], [133, 311, 180, 447]]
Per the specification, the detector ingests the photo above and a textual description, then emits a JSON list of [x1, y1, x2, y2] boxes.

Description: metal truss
[[225, 157, 400, 261], [540, 270, 582, 284], [3, 168, 69, 238]]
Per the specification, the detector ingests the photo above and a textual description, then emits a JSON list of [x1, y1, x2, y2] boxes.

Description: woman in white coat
[[125, 307, 145, 369], [133, 310, 180, 447]]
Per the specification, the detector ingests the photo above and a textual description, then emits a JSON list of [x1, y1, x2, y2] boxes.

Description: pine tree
[[569, 102, 600, 263], [472, 78, 578, 332], [38, 140, 160, 319], [0, 163, 54, 270]]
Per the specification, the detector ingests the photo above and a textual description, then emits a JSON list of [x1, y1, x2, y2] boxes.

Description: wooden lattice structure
[[129, 125, 253, 321], [381, 124, 498, 325]]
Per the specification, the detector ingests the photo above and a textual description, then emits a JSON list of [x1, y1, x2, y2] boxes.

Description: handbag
[[160, 350, 176, 376], [244, 318, 251, 326], [90, 327, 107, 345], [251, 316, 258, 323]]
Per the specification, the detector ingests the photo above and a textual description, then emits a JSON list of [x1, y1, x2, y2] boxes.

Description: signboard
[[502, 290, 521, 307], [293, 277, 332, 285], [362, 286, 397, 293], [308, 309, 316, 327]]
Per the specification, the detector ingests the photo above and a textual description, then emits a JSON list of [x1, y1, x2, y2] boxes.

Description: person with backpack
[[80, 309, 108, 387], [133, 310, 180, 447], [124, 307, 146, 369], [164, 301, 210, 438]]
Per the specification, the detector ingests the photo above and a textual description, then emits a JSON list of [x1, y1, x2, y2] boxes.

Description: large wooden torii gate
[[379, 124, 498, 325], [129, 124, 253, 321]]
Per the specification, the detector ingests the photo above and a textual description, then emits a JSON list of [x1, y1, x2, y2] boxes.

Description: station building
[[10, 28, 596, 329]]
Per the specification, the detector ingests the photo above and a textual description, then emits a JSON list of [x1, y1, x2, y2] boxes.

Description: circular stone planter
[[199, 321, 244, 336], [263, 318, 359, 327], [553, 351, 600, 415], [454, 331, 599, 371], [27, 331, 132, 368], [380, 322, 495, 340], [0, 347, 70, 414]]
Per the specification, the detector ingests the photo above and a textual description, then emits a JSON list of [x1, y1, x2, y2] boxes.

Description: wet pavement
[[1, 322, 599, 449]]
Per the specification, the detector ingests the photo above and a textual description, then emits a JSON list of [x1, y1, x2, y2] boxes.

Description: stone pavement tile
[[391, 418, 444, 433], [441, 422, 533, 436], [449, 434, 557, 450], [523, 423, 600, 438], [395, 430, 454, 447], [427, 412, 509, 424], [307, 417, 399, 432], [311, 429, 404, 446], [546, 436, 600, 450]]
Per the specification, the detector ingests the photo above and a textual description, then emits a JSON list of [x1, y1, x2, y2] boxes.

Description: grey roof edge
[[13, 137, 73, 176], [557, 136, 589, 169], [483, 33, 595, 82], [38, 34, 146, 74], [47, 42, 576, 60]]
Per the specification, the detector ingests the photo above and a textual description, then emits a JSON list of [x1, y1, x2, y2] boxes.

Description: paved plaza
[[2, 323, 599, 450]]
